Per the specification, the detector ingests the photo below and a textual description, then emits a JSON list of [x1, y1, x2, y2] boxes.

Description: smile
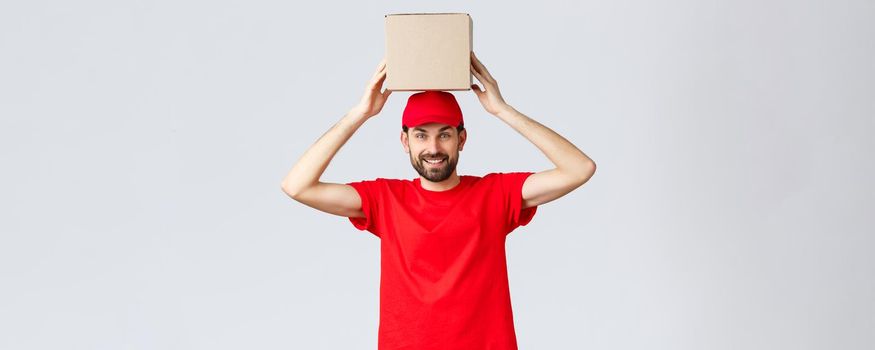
[[424, 158, 446, 165]]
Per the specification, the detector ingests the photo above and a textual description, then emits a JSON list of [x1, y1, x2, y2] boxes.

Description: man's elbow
[[281, 182, 304, 199], [572, 161, 596, 187]]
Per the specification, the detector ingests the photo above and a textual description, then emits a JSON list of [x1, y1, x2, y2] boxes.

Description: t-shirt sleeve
[[499, 172, 538, 234], [345, 179, 381, 238]]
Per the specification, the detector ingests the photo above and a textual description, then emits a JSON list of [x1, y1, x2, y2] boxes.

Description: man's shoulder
[[473, 172, 535, 191], [461, 173, 514, 188], [347, 177, 412, 186], [479, 171, 534, 180]]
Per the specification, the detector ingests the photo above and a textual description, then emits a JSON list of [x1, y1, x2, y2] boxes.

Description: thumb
[[471, 84, 482, 94]]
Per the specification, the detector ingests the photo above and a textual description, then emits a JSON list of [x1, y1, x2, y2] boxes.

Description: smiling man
[[401, 91, 466, 185], [281, 51, 596, 350]]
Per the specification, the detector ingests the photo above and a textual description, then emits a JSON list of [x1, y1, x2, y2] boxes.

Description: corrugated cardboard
[[384, 13, 473, 91]]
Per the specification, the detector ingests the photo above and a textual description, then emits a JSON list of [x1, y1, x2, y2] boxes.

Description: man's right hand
[[351, 57, 392, 119]]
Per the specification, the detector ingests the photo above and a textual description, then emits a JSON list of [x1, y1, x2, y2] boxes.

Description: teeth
[[425, 158, 444, 164]]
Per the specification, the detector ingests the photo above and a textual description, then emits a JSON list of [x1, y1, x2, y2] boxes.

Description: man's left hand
[[470, 51, 512, 116]]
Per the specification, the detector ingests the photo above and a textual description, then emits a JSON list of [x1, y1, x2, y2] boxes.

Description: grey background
[[1, 0, 872, 349]]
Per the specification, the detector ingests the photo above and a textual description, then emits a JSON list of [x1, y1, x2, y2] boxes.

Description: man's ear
[[400, 131, 410, 153], [458, 129, 467, 151]]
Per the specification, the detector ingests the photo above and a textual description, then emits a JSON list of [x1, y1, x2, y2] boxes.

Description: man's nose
[[426, 138, 441, 154]]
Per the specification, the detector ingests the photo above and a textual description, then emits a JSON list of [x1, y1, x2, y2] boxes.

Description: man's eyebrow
[[412, 126, 453, 133]]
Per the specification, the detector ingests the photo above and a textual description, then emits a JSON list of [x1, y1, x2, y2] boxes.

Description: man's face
[[401, 122, 467, 183]]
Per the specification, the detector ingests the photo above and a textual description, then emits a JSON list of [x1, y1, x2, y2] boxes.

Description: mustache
[[420, 153, 448, 159]]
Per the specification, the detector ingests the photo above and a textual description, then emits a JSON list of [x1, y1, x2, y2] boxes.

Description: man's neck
[[419, 172, 460, 192]]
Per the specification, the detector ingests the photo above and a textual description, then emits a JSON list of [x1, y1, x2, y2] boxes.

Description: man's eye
[[416, 134, 425, 139], [440, 134, 450, 138]]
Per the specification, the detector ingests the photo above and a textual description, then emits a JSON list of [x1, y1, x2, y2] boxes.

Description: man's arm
[[280, 58, 392, 217], [470, 51, 596, 209], [280, 110, 368, 217], [494, 106, 595, 209]]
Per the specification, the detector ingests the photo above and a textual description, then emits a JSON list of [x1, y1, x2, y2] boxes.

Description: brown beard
[[410, 152, 458, 183]]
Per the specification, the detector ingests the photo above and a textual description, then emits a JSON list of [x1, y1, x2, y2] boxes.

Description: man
[[281, 51, 595, 349]]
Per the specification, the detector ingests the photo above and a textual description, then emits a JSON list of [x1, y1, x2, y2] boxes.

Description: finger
[[471, 65, 486, 86], [470, 51, 485, 71], [371, 58, 387, 78], [369, 69, 387, 90], [471, 84, 484, 101], [470, 54, 482, 76], [472, 62, 490, 83], [374, 62, 387, 78], [366, 69, 385, 90], [470, 52, 493, 81], [365, 71, 386, 91]]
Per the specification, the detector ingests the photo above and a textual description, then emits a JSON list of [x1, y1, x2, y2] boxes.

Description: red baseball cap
[[402, 91, 464, 128]]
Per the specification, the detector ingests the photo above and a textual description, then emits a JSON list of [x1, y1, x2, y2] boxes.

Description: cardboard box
[[384, 13, 473, 91]]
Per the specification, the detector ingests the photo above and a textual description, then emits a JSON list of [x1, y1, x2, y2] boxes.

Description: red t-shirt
[[346, 172, 538, 350]]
